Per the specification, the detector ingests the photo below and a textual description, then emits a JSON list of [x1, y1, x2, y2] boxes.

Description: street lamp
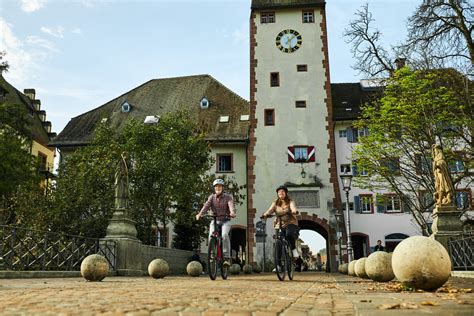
[[340, 171, 354, 262], [334, 209, 344, 265]]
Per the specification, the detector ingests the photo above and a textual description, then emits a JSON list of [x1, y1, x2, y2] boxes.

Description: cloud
[[232, 22, 248, 45], [71, 28, 82, 35], [40, 26, 65, 38], [21, 0, 47, 13], [0, 19, 57, 85]]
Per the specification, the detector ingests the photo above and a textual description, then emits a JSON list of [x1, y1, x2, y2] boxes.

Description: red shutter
[[287, 146, 295, 162], [307, 146, 315, 162]]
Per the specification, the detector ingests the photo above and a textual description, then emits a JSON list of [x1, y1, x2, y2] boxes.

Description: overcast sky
[[1, 0, 418, 252]]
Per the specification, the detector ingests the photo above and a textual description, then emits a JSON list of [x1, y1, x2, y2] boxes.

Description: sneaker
[[223, 260, 231, 267]]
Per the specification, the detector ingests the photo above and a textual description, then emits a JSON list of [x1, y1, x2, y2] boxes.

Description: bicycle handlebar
[[260, 210, 299, 219]]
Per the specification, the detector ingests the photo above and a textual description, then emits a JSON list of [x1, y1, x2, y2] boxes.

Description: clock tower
[[247, 0, 341, 271]]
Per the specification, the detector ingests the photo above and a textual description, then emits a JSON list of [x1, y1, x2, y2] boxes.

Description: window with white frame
[[355, 195, 373, 213], [381, 194, 402, 213], [288, 146, 315, 163], [340, 164, 351, 174], [449, 159, 465, 173], [339, 129, 347, 138], [261, 12, 275, 23], [302, 10, 314, 23]]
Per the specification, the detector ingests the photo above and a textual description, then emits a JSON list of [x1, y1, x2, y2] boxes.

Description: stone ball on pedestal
[[252, 263, 262, 273], [365, 251, 394, 282], [392, 236, 451, 291], [348, 260, 357, 276], [81, 254, 109, 282], [355, 257, 369, 278], [242, 264, 253, 274], [186, 261, 203, 277], [340, 263, 349, 274], [230, 263, 241, 275], [148, 258, 169, 279]]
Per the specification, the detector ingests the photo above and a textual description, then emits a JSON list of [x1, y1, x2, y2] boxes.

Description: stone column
[[431, 205, 463, 252]]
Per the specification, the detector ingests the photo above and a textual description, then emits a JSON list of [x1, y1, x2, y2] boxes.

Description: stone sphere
[[230, 263, 241, 275], [348, 260, 357, 276], [365, 251, 394, 282], [186, 261, 203, 277], [252, 264, 262, 273], [355, 257, 369, 278], [242, 264, 253, 274], [81, 254, 109, 282], [392, 236, 451, 291], [340, 263, 349, 274], [148, 258, 169, 279]]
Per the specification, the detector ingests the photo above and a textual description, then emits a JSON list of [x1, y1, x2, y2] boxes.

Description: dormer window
[[200, 97, 209, 109], [121, 101, 131, 113]]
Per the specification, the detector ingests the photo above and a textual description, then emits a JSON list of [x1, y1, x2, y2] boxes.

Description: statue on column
[[431, 144, 455, 207], [115, 152, 130, 209]]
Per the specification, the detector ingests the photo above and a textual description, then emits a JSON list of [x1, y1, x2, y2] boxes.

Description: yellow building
[[0, 75, 56, 187]]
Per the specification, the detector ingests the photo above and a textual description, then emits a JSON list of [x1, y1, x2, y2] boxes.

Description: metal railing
[[0, 225, 116, 271], [448, 232, 473, 270]]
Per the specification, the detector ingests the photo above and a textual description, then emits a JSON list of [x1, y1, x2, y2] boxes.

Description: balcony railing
[[448, 232, 473, 270], [0, 225, 116, 271]]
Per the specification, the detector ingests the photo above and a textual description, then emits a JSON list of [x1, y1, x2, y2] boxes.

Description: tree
[[352, 67, 473, 235], [0, 102, 39, 225], [344, 1, 473, 78], [404, 0, 473, 74]]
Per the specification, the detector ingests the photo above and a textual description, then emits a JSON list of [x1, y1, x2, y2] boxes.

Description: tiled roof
[[50, 74, 249, 147], [0, 75, 51, 145], [331, 82, 382, 121], [251, 0, 325, 10]]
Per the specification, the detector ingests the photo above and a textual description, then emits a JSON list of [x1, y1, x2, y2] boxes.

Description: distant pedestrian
[[374, 240, 385, 252]]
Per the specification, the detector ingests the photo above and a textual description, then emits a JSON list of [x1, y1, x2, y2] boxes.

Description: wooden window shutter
[[354, 196, 361, 213], [287, 147, 295, 162], [307, 146, 315, 162]]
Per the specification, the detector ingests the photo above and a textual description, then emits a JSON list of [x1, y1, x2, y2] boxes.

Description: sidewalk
[[0, 272, 472, 315]]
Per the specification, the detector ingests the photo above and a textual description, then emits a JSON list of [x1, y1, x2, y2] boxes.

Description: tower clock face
[[276, 29, 302, 53]]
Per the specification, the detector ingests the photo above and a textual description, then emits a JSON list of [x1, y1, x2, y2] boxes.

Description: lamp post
[[334, 209, 343, 265], [340, 172, 353, 262]]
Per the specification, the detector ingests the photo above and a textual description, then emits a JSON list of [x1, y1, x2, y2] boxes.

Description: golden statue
[[432, 144, 455, 207], [114, 152, 130, 209]]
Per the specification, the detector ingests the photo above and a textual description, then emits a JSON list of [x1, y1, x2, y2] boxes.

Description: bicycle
[[205, 213, 230, 280], [261, 212, 296, 281]]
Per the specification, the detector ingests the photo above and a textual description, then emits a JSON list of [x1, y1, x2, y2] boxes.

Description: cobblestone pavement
[[0, 272, 473, 315]]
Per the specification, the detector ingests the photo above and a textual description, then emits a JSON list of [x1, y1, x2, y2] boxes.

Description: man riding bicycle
[[261, 185, 300, 259], [196, 178, 236, 267]]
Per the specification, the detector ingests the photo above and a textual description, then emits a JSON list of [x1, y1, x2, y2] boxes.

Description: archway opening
[[231, 227, 246, 266], [298, 219, 329, 271]]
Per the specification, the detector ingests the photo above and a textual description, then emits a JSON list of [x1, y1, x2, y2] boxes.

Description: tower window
[[217, 154, 233, 172], [270, 72, 280, 87], [297, 64, 308, 72], [264, 109, 275, 126], [302, 11, 314, 23], [261, 12, 275, 24], [295, 100, 306, 108], [200, 97, 209, 109]]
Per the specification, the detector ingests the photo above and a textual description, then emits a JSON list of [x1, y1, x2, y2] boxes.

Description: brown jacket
[[263, 199, 298, 228]]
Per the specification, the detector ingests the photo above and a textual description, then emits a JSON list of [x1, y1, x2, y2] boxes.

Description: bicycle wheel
[[287, 244, 295, 280], [208, 237, 218, 280], [274, 239, 286, 281]]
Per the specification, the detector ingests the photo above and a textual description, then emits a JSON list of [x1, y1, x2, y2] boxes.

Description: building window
[[347, 127, 369, 143], [270, 72, 280, 87], [155, 227, 168, 247], [342, 202, 354, 211], [264, 109, 275, 126], [287, 146, 315, 163], [455, 189, 471, 210], [419, 190, 435, 212], [352, 162, 368, 177], [121, 101, 131, 113], [200, 97, 210, 109], [415, 153, 432, 175], [449, 159, 465, 173], [217, 154, 233, 172], [378, 194, 402, 213], [302, 10, 314, 23], [355, 195, 373, 213], [380, 157, 401, 175], [340, 164, 351, 174], [37, 152, 47, 172], [295, 100, 306, 108], [339, 130, 347, 138], [297, 64, 308, 72], [261, 12, 275, 23]]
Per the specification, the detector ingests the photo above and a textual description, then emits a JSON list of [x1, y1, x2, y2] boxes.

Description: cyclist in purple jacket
[[196, 178, 236, 267]]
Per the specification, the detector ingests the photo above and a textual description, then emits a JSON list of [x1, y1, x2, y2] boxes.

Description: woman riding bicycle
[[261, 185, 300, 259], [196, 178, 236, 267]]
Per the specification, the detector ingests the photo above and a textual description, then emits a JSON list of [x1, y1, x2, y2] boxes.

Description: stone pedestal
[[431, 205, 462, 252], [103, 208, 143, 276]]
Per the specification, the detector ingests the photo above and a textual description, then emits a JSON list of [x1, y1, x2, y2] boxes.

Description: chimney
[[42, 121, 52, 133], [23, 89, 36, 100], [395, 58, 406, 69], [32, 99, 41, 111], [37, 110, 46, 122]]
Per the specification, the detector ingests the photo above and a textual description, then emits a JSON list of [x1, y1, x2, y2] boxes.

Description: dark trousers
[[280, 224, 299, 250]]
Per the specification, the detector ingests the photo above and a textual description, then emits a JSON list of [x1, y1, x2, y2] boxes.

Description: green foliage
[[352, 68, 473, 235], [0, 102, 39, 224]]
